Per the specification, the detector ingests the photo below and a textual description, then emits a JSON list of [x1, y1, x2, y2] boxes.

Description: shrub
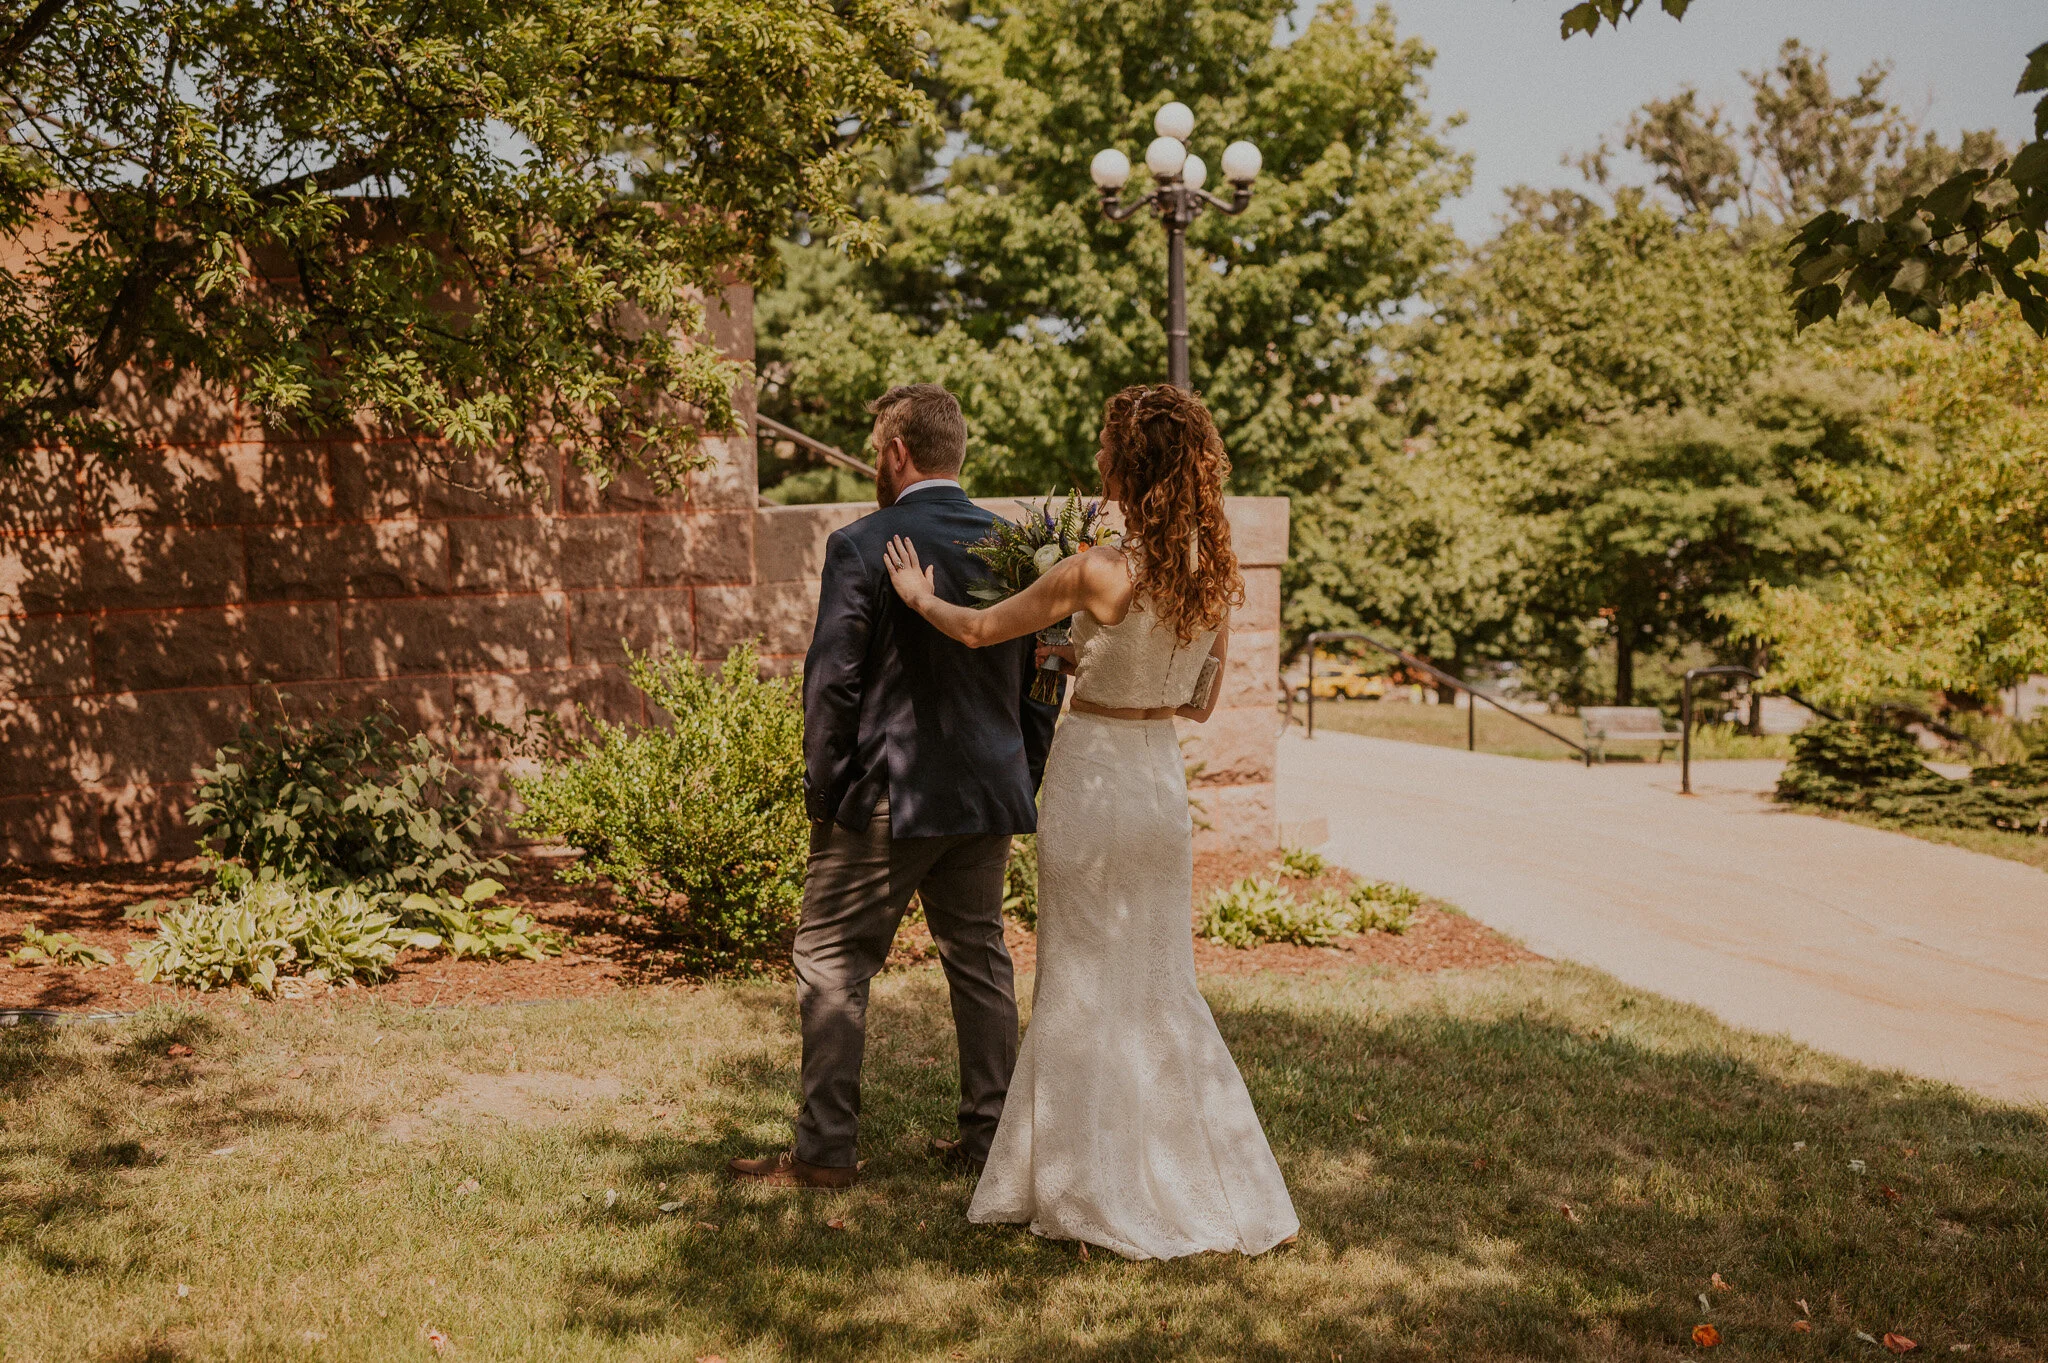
[[10, 924, 115, 968], [1777, 719, 2048, 834], [1003, 835, 1039, 930], [187, 706, 505, 898], [512, 644, 807, 973], [1346, 881, 1421, 935], [129, 881, 434, 995], [1273, 846, 1327, 879], [1198, 877, 1350, 949]]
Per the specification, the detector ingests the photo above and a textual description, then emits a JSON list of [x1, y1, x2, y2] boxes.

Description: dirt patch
[[384, 1070, 625, 1142], [1, 847, 1535, 1015]]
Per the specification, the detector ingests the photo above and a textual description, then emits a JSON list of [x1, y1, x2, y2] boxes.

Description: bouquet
[[966, 494, 1118, 704]]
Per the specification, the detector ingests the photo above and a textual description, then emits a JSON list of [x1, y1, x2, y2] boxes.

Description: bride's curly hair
[[1098, 385, 1244, 642]]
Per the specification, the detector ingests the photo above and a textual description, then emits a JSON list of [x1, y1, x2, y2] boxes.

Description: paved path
[[1279, 731, 2048, 1105]]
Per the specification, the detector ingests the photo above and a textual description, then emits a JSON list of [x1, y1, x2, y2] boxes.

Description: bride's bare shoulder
[[1077, 545, 1136, 626]]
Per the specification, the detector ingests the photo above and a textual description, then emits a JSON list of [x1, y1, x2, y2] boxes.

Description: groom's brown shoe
[[726, 1151, 860, 1189], [927, 1136, 985, 1175]]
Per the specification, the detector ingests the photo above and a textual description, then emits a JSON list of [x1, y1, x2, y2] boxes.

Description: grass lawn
[[1299, 701, 1794, 763], [1798, 808, 2048, 876], [5, 961, 2044, 1360]]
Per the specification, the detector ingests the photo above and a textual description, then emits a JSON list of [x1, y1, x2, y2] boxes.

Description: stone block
[[0, 791, 100, 862], [341, 593, 570, 678], [259, 676, 458, 745], [90, 603, 338, 692], [99, 363, 249, 446], [569, 588, 694, 666], [1177, 705, 1278, 787], [1224, 496, 1290, 566], [418, 451, 560, 519], [99, 780, 200, 861], [449, 516, 639, 593], [697, 580, 817, 659], [82, 442, 330, 529], [1233, 567, 1281, 633], [0, 536, 86, 614], [0, 697, 89, 797], [247, 522, 450, 601], [0, 448, 80, 534], [682, 434, 758, 511], [90, 688, 251, 787], [644, 511, 753, 587], [1219, 630, 1280, 708], [561, 464, 695, 515], [0, 615, 93, 698], [453, 666, 644, 735], [1190, 781, 1277, 855], [703, 283, 754, 363], [83, 527, 246, 610], [326, 440, 429, 521], [755, 503, 870, 582]]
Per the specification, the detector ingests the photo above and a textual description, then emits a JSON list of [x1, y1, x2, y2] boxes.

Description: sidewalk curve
[[1280, 730, 2048, 1104]]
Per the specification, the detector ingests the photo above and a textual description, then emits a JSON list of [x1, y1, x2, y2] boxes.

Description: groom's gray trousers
[[792, 799, 1018, 1169]]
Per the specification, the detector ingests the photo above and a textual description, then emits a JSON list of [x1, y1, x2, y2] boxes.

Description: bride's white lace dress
[[967, 600, 1299, 1260]]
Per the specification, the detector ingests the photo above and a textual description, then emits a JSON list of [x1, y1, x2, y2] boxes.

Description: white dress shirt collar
[[896, 476, 962, 499]]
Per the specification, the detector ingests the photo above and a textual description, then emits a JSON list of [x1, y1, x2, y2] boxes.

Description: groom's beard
[[875, 462, 899, 508]]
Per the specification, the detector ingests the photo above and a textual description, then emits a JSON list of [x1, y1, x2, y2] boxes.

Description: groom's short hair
[[867, 383, 966, 476]]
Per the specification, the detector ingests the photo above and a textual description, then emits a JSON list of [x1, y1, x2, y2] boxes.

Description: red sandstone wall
[[0, 287, 758, 862]]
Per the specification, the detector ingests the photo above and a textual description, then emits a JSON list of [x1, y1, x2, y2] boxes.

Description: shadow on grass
[[565, 970, 2048, 1360]]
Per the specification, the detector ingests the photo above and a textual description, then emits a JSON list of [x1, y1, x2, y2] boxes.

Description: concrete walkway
[[1280, 731, 2048, 1104]]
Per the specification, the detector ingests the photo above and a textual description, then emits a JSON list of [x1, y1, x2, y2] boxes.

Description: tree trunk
[[1614, 629, 1635, 706], [1747, 643, 1767, 736]]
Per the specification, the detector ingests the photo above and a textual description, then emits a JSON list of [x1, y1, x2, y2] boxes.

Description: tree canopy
[[0, 0, 933, 485], [756, 0, 1467, 500]]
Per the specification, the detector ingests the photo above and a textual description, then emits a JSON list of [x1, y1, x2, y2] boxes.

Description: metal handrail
[[756, 413, 879, 480], [1302, 630, 1593, 765], [1679, 665, 1840, 795]]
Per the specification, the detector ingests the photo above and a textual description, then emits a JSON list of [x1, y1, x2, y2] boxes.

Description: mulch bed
[[1, 848, 1536, 1015]]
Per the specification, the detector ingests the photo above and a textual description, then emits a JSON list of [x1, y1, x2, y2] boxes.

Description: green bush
[[129, 881, 434, 995], [1003, 835, 1039, 929], [512, 644, 807, 973], [187, 706, 505, 897], [1273, 846, 1327, 879], [10, 924, 115, 968], [1346, 881, 1421, 935], [1198, 877, 1351, 949], [1777, 720, 2048, 834]]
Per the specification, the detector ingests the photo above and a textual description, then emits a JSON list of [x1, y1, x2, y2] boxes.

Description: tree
[[1725, 299, 2048, 708], [1550, 1, 2048, 337], [0, 0, 933, 485], [757, 0, 1467, 501]]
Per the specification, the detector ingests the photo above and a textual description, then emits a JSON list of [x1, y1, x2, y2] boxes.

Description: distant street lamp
[[1091, 102, 1263, 389]]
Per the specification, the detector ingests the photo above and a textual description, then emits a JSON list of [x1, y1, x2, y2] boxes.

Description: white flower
[[1032, 543, 1065, 576]]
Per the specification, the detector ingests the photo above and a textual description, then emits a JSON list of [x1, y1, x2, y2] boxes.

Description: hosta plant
[[130, 881, 436, 996], [10, 924, 116, 968], [1198, 877, 1351, 949]]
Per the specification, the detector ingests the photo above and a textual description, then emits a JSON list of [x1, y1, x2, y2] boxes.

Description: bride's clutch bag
[[1191, 656, 1221, 711]]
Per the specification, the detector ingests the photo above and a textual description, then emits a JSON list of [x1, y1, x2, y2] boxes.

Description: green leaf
[[1921, 172, 1982, 222], [2009, 140, 2048, 192], [462, 878, 505, 904], [2017, 41, 2048, 96]]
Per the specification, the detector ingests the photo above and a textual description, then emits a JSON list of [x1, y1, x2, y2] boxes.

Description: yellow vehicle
[[1294, 659, 1390, 701]]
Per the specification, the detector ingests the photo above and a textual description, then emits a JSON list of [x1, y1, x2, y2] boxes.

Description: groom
[[729, 383, 1059, 1189]]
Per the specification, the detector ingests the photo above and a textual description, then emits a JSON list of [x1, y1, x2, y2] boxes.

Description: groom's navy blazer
[[802, 484, 1060, 838]]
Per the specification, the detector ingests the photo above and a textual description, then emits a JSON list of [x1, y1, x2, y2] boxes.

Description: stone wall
[[751, 496, 1290, 854], [0, 288, 759, 862], [1, 270, 1288, 861]]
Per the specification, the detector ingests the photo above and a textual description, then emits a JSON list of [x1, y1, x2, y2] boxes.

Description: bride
[[880, 383, 1299, 1261]]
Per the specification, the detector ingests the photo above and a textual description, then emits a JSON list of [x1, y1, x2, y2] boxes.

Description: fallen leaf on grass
[[604, 1189, 618, 1209], [1698, 1293, 1712, 1313], [1792, 1141, 1806, 1151], [825, 1218, 846, 1231], [284, 1067, 306, 1080], [1560, 1203, 1581, 1222], [454, 1179, 480, 1197], [658, 1202, 685, 1214], [1883, 1335, 1918, 1354], [696, 1222, 719, 1232], [167, 1044, 194, 1057], [1351, 1111, 1368, 1123], [176, 1284, 189, 1299], [1471, 1158, 1488, 1171], [1711, 1272, 1732, 1291], [1792, 1321, 1811, 1333], [1077, 1243, 1090, 1261], [1848, 1159, 1867, 1173], [1857, 1332, 1882, 1345], [1692, 1324, 1721, 1347], [1881, 1185, 1903, 1203], [423, 1325, 450, 1354], [210, 1146, 238, 1157], [1797, 1299, 1811, 1316]]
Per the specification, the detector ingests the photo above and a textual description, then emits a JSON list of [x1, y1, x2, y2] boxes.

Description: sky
[[1353, 0, 2043, 242]]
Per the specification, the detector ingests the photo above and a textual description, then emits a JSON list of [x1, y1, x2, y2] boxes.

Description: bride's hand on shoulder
[[882, 535, 937, 606]]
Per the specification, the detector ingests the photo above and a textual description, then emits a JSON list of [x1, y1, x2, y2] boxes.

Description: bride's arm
[[882, 537, 1133, 648], [1175, 625, 1231, 723]]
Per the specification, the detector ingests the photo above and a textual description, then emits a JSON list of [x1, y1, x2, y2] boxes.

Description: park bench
[[1579, 706, 1683, 764]]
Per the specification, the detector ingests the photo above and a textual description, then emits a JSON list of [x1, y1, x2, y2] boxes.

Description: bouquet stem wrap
[[1032, 623, 1072, 706]]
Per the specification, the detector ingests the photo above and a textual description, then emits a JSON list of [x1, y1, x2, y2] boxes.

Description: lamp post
[[1091, 103, 1262, 390]]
